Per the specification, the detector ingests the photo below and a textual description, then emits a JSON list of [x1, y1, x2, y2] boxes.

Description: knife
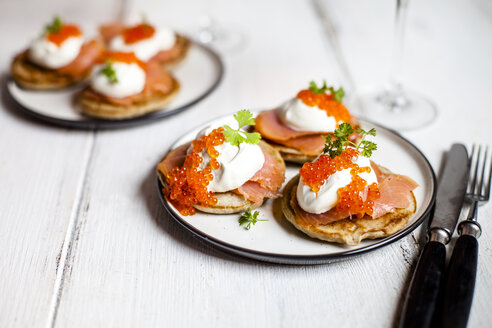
[[399, 143, 469, 328]]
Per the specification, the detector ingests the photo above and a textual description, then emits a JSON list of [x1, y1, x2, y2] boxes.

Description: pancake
[[78, 76, 180, 120], [157, 141, 285, 215], [281, 167, 417, 246]]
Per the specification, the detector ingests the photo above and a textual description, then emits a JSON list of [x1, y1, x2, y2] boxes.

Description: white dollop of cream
[[109, 28, 176, 61], [90, 62, 146, 98], [28, 35, 84, 69], [297, 155, 378, 214], [190, 121, 265, 193], [276, 98, 342, 133]]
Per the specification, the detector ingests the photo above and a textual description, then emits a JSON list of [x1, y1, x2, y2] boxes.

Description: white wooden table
[[1, 0, 491, 327]]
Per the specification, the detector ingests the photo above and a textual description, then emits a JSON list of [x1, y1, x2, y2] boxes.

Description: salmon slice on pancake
[[254, 81, 360, 163], [157, 110, 286, 216], [79, 52, 180, 119], [100, 22, 190, 67], [281, 122, 418, 245], [11, 17, 105, 90]]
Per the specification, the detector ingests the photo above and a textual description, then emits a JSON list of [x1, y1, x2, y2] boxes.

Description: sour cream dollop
[[28, 35, 84, 69], [276, 98, 341, 133], [191, 121, 265, 193], [109, 28, 176, 61], [297, 155, 378, 214], [90, 62, 146, 98]]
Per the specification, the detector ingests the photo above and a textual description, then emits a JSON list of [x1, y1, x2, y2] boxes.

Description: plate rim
[[156, 116, 437, 265], [6, 41, 224, 130]]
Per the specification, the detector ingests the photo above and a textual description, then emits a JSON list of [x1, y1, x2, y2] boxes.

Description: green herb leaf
[[334, 122, 353, 139], [245, 131, 262, 144], [323, 123, 377, 159], [359, 140, 377, 157], [328, 86, 345, 103], [239, 207, 267, 230], [355, 128, 377, 157], [356, 127, 376, 137], [308, 80, 329, 94], [222, 110, 261, 146], [222, 125, 244, 146], [101, 60, 118, 84], [45, 16, 63, 34], [234, 109, 256, 128]]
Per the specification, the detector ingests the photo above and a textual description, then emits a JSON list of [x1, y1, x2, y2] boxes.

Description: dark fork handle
[[440, 234, 479, 328], [399, 241, 446, 328]]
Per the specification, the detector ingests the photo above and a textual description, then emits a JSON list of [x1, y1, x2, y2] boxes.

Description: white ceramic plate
[[157, 114, 436, 264], [7, 42, 223, 129]]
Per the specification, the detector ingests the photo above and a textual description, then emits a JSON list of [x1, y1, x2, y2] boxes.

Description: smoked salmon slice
[[157, 144, 189, 178], [83, 60, 174, 106], [249, 147, 285, 192], [100, 22, 125, 44], [234, 181, 280, 204], [56, 40, 104, 77], [255, 109, 322, 142], [255, 109, 359, 155], [280, 135, 326, 156]]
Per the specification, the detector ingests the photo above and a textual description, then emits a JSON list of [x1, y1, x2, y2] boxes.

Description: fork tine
[[477, 146, 487, 198], [468, 144, 480, 195], [484, 146, 492, 200]]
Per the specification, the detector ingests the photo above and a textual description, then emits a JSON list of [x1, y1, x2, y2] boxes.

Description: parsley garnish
[[45, 16, 63, 34], [101, 60, 118, 84], [328, 86, 345, 103], [308, 80, 345, 103], [323, 123, 377, 158], [239, 207, 267, 230], [222, 110, 261, 146], [309, 80, 329, 94], [356, 127, 377, 157]]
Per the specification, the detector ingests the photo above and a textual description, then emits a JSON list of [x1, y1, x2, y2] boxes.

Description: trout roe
[[296, 89, 351, 124], [123, 24, 156, 44], [299, 148, 380, 218], [164, 127, 225, 216], [46, 24, 82, 46]]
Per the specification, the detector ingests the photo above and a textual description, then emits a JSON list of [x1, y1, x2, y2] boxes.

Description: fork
[[440, 144, 491, 328]]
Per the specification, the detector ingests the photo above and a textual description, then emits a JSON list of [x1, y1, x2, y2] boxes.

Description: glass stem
[[389, 0, 410, 94]]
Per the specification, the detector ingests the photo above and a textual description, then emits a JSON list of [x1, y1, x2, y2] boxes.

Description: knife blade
[[429, 144, 470, 241], [399, 143, 469, 328]]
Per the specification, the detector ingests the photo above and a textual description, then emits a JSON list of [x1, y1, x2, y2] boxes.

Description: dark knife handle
[[440, 234, 478, 328], [399, 241, 446, 328]]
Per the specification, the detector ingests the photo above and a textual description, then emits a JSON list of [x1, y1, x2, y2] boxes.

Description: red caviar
[[122, 24, 156, 44], [299, 148, 380, 218], [97, 51, 146, 70], [164, 127, 225, 216], [46, 24, 82, 46], [296, 89, 351, 124]]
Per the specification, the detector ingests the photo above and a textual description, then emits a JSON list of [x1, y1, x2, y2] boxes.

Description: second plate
[[7, 41, 223, 129]]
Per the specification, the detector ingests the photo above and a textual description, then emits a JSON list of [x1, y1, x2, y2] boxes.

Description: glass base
[[194, 16, 244, 54], [349, 88, 437, 131]]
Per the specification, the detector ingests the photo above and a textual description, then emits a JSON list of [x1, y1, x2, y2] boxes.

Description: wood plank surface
[[0, 0, 490, 327]]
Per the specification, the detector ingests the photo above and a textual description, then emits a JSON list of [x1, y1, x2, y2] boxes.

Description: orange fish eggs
[[47, 24, 82, 46], [165, 127, 225, 215], [123, 24, 156, 44], [296, 89, 351, 124], [299, 148, 380, 218]]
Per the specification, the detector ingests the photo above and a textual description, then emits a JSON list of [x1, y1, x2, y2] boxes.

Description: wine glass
[[350, 0, 437, 131]]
